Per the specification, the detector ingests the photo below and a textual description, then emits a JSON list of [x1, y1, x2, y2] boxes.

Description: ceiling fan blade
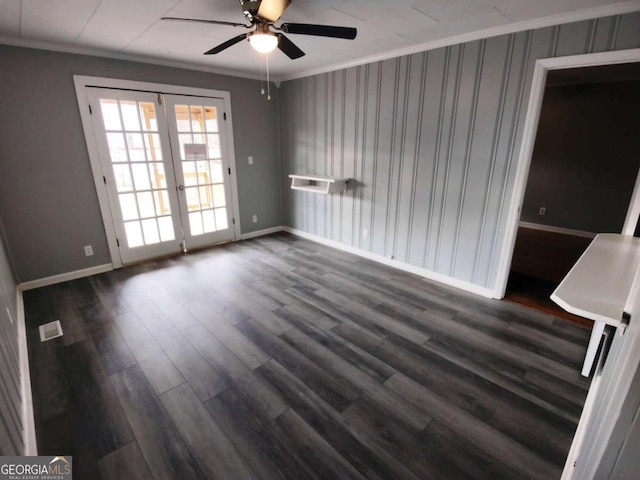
[[257, 0, 291, 23], [204, 33, 249, 55], [277, 33, 305, 59], [279, 23, 357, 40], [162, 17, 250, 28]]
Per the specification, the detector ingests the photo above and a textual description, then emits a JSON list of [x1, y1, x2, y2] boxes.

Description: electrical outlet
[[362, 228, 369, 239], [84, 245, 94, 256], [387, 254, 394, 260], [6, 307, 13, 325], [252, 215, 258, 223], [248, 156, 254, 165], [539, 207, 546, 216]]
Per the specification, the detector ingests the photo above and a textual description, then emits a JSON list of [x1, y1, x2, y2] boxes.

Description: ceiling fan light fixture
[[249, 31, 279, 54]]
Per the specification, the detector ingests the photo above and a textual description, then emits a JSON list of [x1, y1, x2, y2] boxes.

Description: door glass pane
[[207, 134, 221, 158], [175, 105, 190, 132], [124, 221, 144, 247], [189, 212, 203, 236], [214, 208, 228, 230], [149, 163, 167, 189], [112, 164, 133, 192], [212, 184, 226, 207], [205, 107, 218, 132], [202, 209, 216, 233], [141, 218, 160, 245], [144, 133, 162, 160], [119, 193, 138, 220], [190, 106, 204, 131], [154, 190, 171, 216], [137, 192, 156, 218], [121, 101, 141, 131], [107, 133, 128, 162], [100, 100, 122, 130], [178, 134, 193, 159], [131, 163, 151, 191], [139, 103, 157, 131], [211, 160, 223, 183], [158, 216, 175, 241], [185, 187, 200, 211], [197, 161, 210, 185], [183, 162, 198, 186], [199, 186, 213, 209], [126, 133, 146, 161]]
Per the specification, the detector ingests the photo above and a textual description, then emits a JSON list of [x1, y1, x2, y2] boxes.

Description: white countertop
[[551, 234, 640, 327]]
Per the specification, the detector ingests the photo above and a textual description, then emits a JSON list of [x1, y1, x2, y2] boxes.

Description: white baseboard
[[16, 290, 36, 455], [18, 264, 113, 291], [239, 226, 284, 240], [282, 227, 495, 299], [519, 221, 596, 239]]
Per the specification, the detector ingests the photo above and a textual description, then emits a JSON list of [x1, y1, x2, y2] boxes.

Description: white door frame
[[74, 75, 242, 268], [493, 48, 640, 299], [622, 168, 640, 236], [562, 266, 640, 479]]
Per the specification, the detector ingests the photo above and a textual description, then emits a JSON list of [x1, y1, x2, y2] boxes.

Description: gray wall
[[0, 217, 22, 455], [279, 12, 640, 290], [0, 45, 281, 282], [521, 81, 640, 233]]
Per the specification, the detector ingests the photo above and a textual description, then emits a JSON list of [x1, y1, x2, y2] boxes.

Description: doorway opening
[[504, 63, 640, 323], [494, 49, 640, 308]]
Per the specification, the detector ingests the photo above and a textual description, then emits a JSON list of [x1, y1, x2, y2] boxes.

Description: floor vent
[[39, 320, 63, 342]]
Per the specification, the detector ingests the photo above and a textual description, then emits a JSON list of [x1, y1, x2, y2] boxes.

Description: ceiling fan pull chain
[[260, 55, 266, 95], [267, 54, 271, 100]]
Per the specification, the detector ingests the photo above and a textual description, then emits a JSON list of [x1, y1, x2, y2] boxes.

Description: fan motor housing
[[240, 0, 262, 22]]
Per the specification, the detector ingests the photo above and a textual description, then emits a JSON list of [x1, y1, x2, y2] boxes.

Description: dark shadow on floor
[[505, 271, 593, 328]]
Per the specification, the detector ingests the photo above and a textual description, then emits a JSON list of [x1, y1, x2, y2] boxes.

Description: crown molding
[[0, 35, 264, 81]]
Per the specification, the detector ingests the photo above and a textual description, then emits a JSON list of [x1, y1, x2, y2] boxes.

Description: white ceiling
[[1, 0, 639, 81]]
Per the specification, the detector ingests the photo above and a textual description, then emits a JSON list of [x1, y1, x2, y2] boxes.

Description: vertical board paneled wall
[[0, 220, 21, 455], [280, 13, 640, 291]]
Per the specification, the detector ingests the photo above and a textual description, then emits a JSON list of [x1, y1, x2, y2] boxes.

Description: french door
[[87, 87, 236, 265], [164, 95, 235, 250]]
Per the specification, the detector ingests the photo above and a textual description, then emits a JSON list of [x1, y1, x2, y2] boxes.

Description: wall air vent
[[39, 320, 63, 342]]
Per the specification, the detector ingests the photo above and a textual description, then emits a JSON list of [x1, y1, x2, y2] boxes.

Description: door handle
[[178, 185, 184, 191]]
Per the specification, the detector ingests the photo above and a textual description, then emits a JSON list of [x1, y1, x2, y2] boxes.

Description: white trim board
[[283, 227, 494, 299], [518, 222, 596, 239], [622, 167, 640, 236], [493, 48, 640, 300], [16, 290, 36, 455], [18, 226, 283, 292], [0, 35, 263, 82], [240, 226, 284, 240], [18, 264, 113, 292]]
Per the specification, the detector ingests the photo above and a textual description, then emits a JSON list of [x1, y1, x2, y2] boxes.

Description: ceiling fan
[[162, 0, 357, 59]]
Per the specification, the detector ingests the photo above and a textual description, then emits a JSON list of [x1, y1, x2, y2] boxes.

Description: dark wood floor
[[510, 226, 592, 283], [505, 272, 593, 327], [24, 233, 591, 480]]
